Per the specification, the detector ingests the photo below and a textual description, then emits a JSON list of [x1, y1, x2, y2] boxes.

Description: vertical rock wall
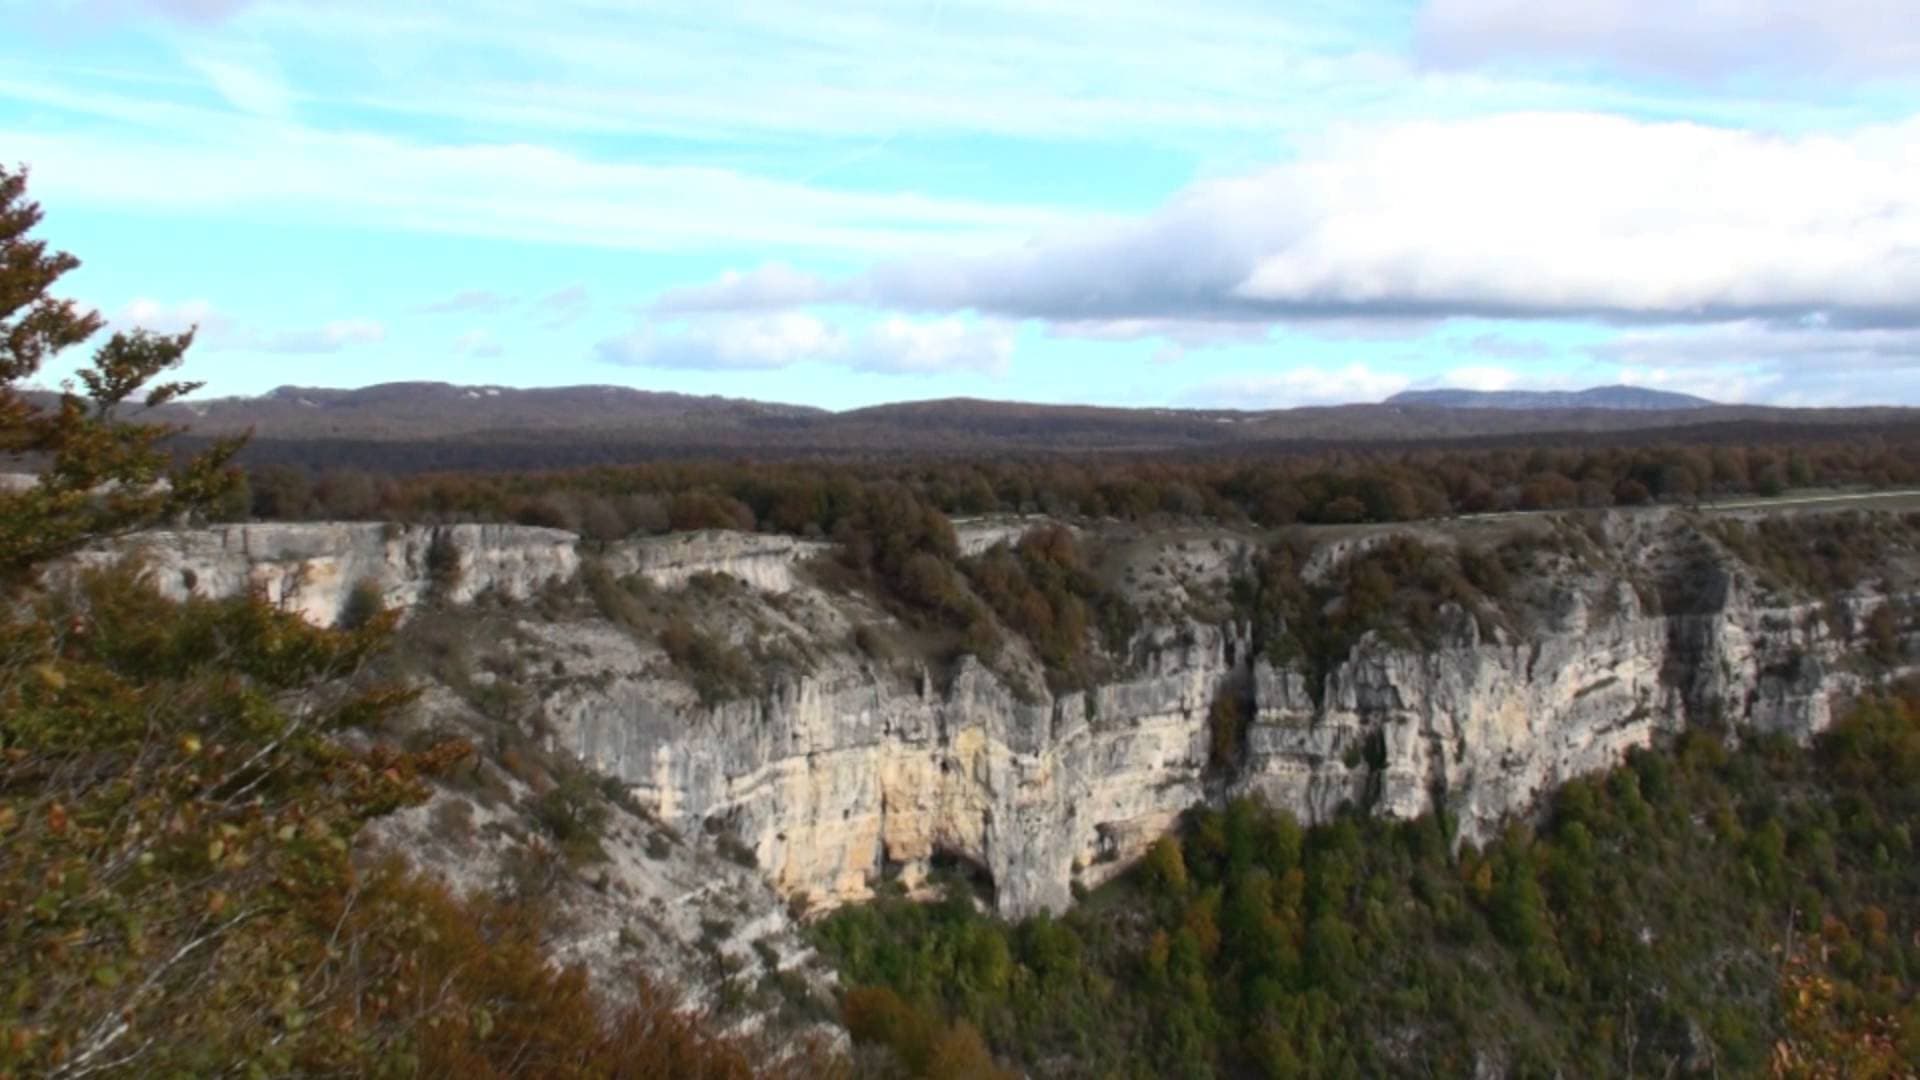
[[78, 517, 1909, 918]]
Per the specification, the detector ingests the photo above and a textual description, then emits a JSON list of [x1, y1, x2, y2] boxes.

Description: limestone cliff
[[79, 510, 1916, 926], [71, 522, 578, 626], [549, 619, 1239, 916]]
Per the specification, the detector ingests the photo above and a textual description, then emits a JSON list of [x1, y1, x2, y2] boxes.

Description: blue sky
[[5, 0, 1919, 409]]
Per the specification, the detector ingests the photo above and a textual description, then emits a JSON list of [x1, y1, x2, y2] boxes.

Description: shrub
[[528, 773, 611, 864], [962, 526, 1137, 690], [659, 617, 757, 703], [425, 529, 463, 597], [853, 622, 895, 661], [338, 576, 387, 631], [1208, 694, 1247, 772], [583, 559, 652, 633], [430, 797, 477, 851]]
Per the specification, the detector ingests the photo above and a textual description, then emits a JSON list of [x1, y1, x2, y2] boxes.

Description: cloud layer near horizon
[[654, 112, 1920, 331], [119, 298, 385, 355], [1417, 0, 1920, 79], [597, 313, 1014, 377], [12, 0, 1920, 408]]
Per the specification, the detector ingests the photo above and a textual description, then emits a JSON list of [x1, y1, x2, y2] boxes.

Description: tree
[[0, 165, 825, 1077], [0, 162, 434, 1075], [0, 165, 243, 586]]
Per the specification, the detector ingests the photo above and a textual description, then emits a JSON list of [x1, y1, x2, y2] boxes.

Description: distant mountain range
[[198, 382, 826, 438], [1387, 385, 1717, 411], [54, 380, 1906, 471]]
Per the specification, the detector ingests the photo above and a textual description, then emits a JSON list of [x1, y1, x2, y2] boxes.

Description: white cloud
[[258, 318, 385, 354], [118, 298, 384, 354], [251, 2, 1389, 146], [653, 264, 829, 314], [1186, 363, 1412, 408], [598, 313, 846, 372], [53, 0, 259, 25], [119, 296, 229, 337], [1043, 319, 1275, 347], [1608, 365, 1778, 406], [415, 289, 515, 315], [1440, 365, 1519, 392], [1459, 333, 1552, 361], [0, 90, 1069, 255], [1417, 0, 1920, 80], [453, 329, 503, 359], [654, 112, 1920, 336], [537, 285, 590, 328], [1597, 321, 1920, 369], [186, 52, 292, 117], [597, 312, 1012, 376], [1591, 321, 1920, 404], [851, 317, 1012, 376], [143, 0, 254, 21], [1395, 361, 1589, 396]]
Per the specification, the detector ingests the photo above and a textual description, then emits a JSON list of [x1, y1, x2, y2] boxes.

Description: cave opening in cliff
[[928, 849, 997, 909]]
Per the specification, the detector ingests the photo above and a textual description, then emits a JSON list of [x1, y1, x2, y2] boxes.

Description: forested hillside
[[231, 433, 1920, 538], [98, 380, 1910, 466], [820, 691, 1920, 1077]]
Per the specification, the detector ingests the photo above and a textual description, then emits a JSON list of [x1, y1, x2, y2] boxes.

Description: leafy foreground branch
[[820, 692, 1920, 1078], [2, 571, 841, 1075], [0, 162, 840, 1078]]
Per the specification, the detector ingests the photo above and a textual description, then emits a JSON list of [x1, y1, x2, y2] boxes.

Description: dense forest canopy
[[820, 691, 1920, 1078], [231, 433, 1920, 538]]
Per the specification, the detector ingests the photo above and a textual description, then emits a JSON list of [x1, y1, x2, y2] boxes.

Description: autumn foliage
[[0, 164, 837, 1078]]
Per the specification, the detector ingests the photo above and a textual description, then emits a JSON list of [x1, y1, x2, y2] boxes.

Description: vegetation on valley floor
[[818, 688, 1920, 1078]]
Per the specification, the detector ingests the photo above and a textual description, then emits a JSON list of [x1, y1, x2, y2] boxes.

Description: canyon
[[86, 507, 1912, 932]]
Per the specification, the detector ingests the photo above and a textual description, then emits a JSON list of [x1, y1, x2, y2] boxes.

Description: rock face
[[554, 620, 1239, 916], [84, 514, 1913, 921], [600, 531, 830, 594], [1237, 580, 1868, 844], [561, 575, 1896, 919], [73, 522, 578, 627]]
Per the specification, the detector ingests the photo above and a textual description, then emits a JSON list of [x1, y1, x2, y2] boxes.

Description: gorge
[[85, 505, 1914, 926]]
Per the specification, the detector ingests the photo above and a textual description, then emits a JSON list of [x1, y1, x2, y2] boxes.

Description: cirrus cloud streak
[[596, 313, 1013, 377], [1417, 0, 1920, 80]]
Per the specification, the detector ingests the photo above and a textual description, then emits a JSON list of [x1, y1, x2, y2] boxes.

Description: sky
[[4, 0, 1919, 410]]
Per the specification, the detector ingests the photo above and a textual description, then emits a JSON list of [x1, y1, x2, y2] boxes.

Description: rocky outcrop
[[600, 531, 829, 594], [542, 519, 1910, 918], [551, 620, 1240, 916], [72, 522, 577, 626], [560, 575, 1898, 919], [1237, 574, 1885, 844], [954, 516, 1072, 557], [79, 514, 1914, 921]]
